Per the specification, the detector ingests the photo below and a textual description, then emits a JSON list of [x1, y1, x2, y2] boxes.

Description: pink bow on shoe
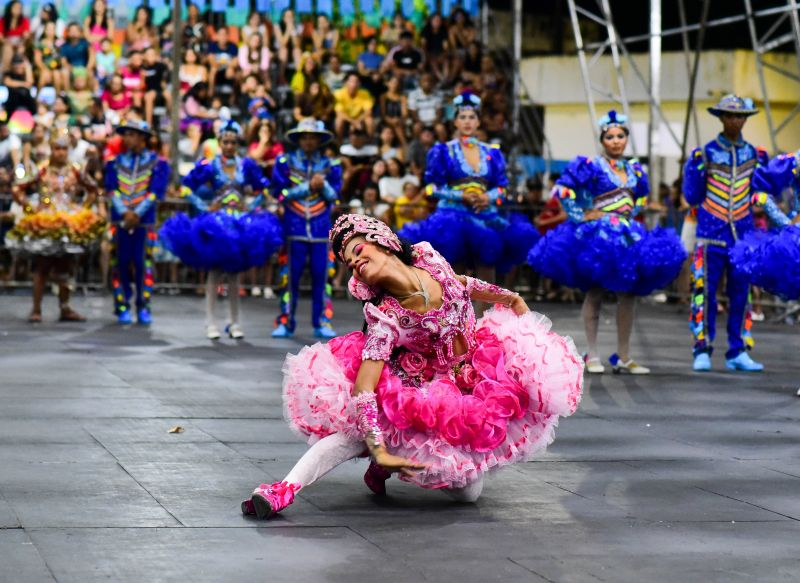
[[249, 481, 301, 519]]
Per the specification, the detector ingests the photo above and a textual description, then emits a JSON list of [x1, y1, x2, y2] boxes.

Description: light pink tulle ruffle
[[282, 307, 584, 489]]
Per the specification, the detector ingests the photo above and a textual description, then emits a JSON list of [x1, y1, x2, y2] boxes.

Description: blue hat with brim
[[286, 118, 334, 146], [115, 120, 154, 137], [708, 94, 759, 117]]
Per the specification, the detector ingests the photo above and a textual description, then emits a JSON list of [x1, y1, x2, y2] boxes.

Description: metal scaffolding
[[567, 0, 800, 160]]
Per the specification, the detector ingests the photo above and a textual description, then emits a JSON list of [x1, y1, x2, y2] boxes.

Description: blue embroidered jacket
[[555, 155, 649, 223], [423, 140, 508, 216], [683, 133, 768, 246], [181, 156, 270, 214], [104, 149, 170, 225], [750, 150, 799, 227], [272, 149, 342, 239]]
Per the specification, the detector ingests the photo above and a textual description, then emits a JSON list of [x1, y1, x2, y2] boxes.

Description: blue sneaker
[[314, 324, 337, 338], [117, 310, 133, 325], [137, 308, 152, 326], [693, 352, 711, 372], [726, 352, 764, 372], [272, 323, 293, 338]]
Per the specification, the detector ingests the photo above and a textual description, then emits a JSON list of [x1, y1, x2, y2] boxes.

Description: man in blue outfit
[[682, 95, 768, 372], [271, 118, 342, 338], [104, 121, 170, 325]]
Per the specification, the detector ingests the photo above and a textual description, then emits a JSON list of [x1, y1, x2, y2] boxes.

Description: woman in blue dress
[[398, 92, 538, 281], [161, 121, 282, 340], [731, 150, 800, 301], [528, 111, 685, 374]]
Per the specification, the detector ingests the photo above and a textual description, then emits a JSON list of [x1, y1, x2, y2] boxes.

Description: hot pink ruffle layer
[[283, 307, 584, 489]]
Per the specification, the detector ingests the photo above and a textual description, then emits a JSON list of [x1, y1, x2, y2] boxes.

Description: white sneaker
[[206, 324, 221, 340], [263, 288, 276, 300], [751, 312, 765, 322], [227, 323, 244, 339], [612, 357, 651, 375], [251, 286, 262, 297], [653, 292, 667, 303], [585, 357, 605, 374]]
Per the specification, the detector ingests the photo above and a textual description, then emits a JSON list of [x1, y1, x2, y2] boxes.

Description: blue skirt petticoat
[[398, 209, 539, 273], [528, 215, 686, 295], [731, 226, 800, 300], [160, 211, 283, 273]]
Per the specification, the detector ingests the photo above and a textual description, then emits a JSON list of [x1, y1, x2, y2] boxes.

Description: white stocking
[[283, 433, 366, 490], [442, 476, 484, 502], [228, 273, 241, 325], [205, 270, 220, 326]]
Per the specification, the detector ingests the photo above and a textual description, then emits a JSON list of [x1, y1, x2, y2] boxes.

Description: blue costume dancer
[[104, 121, 170, 326], [683, 94, 768, 372], [161, 121, 282, 339], [398, 92, 538, 276], [529, 111, 685, 374], [731, 150, 800, 300], [271, 118, 342, 339]]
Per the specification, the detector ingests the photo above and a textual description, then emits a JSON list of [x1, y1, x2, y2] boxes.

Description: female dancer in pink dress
[[242, 215, 584, 518]]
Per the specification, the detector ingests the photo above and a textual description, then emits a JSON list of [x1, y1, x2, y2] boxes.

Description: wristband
[[355, 392, 383, 447]]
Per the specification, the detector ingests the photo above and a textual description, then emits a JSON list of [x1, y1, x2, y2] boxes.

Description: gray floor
[[1, 292, 799, 583]]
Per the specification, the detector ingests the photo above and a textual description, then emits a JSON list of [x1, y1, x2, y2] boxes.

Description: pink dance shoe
[[240, 498, 256, 515], [363, 461, 391, 496], [250, 481, 300, 519]]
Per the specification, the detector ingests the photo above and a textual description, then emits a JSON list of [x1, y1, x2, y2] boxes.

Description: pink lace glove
[[463, 276, 529, 315]]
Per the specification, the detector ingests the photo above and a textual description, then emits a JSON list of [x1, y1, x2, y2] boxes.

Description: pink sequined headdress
[[329, 214, 402, 262]]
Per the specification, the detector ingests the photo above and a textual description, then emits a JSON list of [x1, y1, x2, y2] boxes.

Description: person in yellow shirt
[[393, 181, 429, 230], [334, 72, 375, 139]]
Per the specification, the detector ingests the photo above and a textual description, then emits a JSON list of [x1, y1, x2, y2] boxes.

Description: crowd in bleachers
[[0, 0, 694, 302]]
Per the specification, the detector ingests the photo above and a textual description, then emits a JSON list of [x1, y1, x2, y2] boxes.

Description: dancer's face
[[720, 113, 747, 137], [601, 127, 627, 158], [220, 133, 238, 158], [454, 108, 479, 137], [343, 236, 392, 286]]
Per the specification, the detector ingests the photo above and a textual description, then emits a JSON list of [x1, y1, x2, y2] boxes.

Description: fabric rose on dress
[[455, 363, 481, 393], [471, 332, 505, 381], [399, 351, 427, 377], [348, 276, 379, 301]]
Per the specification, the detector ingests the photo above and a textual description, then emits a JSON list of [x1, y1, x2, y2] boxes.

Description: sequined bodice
[[362, 242, 476, 368]]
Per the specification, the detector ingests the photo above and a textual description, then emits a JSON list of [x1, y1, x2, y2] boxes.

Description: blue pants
[[279, 239, 332, 331], [689, 242, 752, 359], [112, 226, 154, 314]]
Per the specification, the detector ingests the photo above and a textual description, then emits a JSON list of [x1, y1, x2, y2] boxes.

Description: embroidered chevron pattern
[[592, 189, 635, 217], [116, 155, 157, 209]]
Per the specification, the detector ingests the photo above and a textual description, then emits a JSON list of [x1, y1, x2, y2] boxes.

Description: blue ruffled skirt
[[730, 226, 800, 300], [398, 209, 539, 273], [528, 216, 686, 295], [160, 211, 283, 273]]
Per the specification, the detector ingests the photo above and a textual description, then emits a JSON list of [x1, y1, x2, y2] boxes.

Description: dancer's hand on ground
[[374, 450, 428, 478]]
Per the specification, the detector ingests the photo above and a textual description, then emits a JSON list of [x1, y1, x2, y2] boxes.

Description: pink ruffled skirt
[[283, 307, 584, 489]]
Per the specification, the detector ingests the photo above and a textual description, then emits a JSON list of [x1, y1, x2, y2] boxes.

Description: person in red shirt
[[0, 0, 31, 70], [247, 119, 284, 175], [101, 74, 132, 118]]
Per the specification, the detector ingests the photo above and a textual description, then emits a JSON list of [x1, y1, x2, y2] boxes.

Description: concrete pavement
[[1, 293, 799, 582]]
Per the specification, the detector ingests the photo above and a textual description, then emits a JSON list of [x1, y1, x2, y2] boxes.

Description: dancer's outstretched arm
[[353, 359, 428, 478], [456, 275, 529, 315]]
